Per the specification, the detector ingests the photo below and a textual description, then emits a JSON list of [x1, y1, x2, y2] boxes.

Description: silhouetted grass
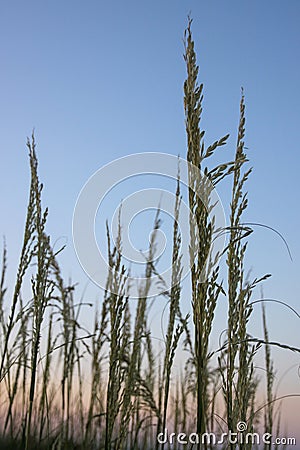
[[0, 19, 298, 450]]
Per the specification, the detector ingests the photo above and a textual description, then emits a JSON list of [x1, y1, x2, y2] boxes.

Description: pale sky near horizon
[[1, 0, 300, 436]]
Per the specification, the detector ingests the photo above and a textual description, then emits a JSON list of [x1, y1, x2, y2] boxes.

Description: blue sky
[[1, 0, 300, 431]]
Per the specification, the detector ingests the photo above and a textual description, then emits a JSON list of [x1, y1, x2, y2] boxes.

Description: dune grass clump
[[0, 19, 298, 450]]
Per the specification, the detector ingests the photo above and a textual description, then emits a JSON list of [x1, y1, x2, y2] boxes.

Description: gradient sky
[[1, 0, 300, 438]]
